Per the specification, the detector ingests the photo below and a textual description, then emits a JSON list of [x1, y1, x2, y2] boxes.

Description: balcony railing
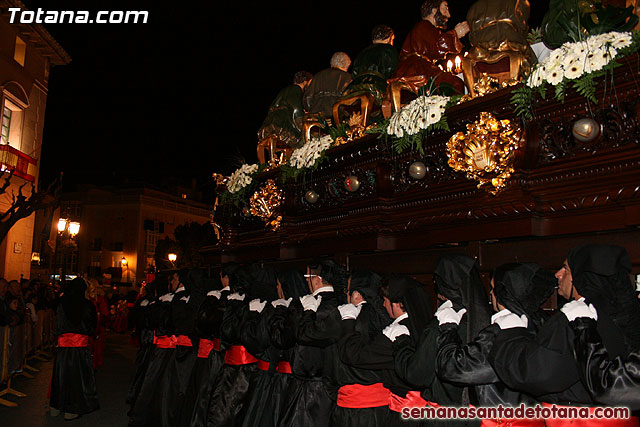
[[0, 144, 37, 182]]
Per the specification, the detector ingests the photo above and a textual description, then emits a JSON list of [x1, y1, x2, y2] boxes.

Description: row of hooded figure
[[126, 244, 640, 427]]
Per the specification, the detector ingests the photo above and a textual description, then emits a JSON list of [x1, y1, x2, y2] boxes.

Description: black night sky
[[25, 0, 549, 200]]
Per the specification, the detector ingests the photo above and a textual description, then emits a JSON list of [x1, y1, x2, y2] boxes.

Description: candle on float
[[446, 59, 453, 73], [454, 56, 462, 73]]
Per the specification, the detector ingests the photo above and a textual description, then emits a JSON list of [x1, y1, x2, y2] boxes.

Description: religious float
[[203, 0, 640, 294]]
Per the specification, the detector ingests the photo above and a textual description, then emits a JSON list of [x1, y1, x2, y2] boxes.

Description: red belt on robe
[[542, 402, 639, 427], [197, 338, 221, 358], [256, 360, 292, 374], [337, 383, 391, 409], [154, 335, 177, 349], [276, 361, 292, 374], [57, 333, 90, 347], [224, 345, 258, 365], [481, 418, 545, 427], [175, 335, 192, 347], [389, 390, 427, 413]]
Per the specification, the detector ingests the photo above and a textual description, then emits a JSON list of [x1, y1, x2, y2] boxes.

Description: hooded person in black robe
[[564, 305, 640, 411], [331, 269, 393, 426], [559, 245, 640, 412], [279, 258, 347, 427], [340, 274, 432, 426], [258, 269, 313, 427], [170, 269, 208, 427], [208, 264, 260, 427], [49, 277, 99, 420], [127, 279, 168, 413], [435, 262, 556, 427], [391, 254, 490, 427], [239, 264, 287, 427], [188, 272, 225, 427], [489, 244, 640, 427], [128, 273, 178, 427]]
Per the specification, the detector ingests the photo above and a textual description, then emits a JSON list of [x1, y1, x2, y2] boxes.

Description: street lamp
[[56, 217, 81, 285], [168, 252, 177, 269], [121, 256, 129, 283]]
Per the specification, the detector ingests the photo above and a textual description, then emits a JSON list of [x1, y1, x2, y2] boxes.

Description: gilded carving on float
[[446, 112, 524, 194], [249, 179, 283, 231], [459, 73, 518, 103]]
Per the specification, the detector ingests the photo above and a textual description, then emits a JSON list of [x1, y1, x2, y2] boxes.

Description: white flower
[[387, 95, 449, 137], [545, 64, 565, 86], [563, 55, 585, 79], [289, 135, 333, 169], [227, 163, 259, 193], [527, 67, 544, 87]]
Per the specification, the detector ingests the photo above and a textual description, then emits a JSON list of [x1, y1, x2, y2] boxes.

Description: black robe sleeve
[[268, 305, 296, 350], [295, 300, 342, 347], [340, 319, 395, 370], [436, 323, 500, 385], [393, 318, 440, 388], [488, 314, 581, 397], [571, 317, 640, 410], [240, 307, 271, 357]]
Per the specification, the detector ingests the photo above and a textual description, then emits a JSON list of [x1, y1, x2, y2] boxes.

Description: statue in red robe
[[393, 0, 469, 94]]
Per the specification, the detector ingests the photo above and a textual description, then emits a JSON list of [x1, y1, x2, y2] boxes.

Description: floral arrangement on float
[[372, 93, 461, 154], [511, 30, 640, 121], [219, 163, 263, 206], [280, 135, 335, 181]]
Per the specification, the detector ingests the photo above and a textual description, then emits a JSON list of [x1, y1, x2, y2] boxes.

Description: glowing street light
[[57, 218, 67, 233], [121, 256, 128, 266], [68, 221, 80, 237], [168, 253, 177, 263]]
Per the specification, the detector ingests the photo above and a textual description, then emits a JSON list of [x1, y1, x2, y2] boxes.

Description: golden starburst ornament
[[249, 179, 283, 231], [446, 112, 524, 195]]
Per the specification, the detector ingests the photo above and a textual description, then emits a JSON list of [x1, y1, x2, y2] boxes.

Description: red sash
[[175, 335, 192, 347], [481, 419, 544, 427], [542, 402, 639, 427], [57, 333, 90, 347], [257, 360, 270, 371], [389, 390, 427, 413], [197, 339, 214, 358], [276, 361, 292, 374], [154, 335, 177, 349], [224, 345, 258, 365], [337, 383, 391, 409]]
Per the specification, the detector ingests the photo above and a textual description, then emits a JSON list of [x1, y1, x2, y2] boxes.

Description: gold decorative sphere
[[409, 161, 427, 179]]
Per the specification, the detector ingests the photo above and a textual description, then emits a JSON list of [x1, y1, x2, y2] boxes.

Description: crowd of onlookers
[[0, 275, 141, 409]]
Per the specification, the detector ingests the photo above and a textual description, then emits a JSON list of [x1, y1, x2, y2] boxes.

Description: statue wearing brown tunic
[[393, 20, 465, 93]]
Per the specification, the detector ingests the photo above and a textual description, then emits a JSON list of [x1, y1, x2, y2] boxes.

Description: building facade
[[0, 1, 70, 281], [36, 186, 213, 288]]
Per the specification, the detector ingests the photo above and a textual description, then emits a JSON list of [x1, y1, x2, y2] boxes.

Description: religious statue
[[303, 52, 353, 119], [462, 0, 537, 96], [390, 0, 469, 101], [257, 71, 313, 164], [332, 25, 399, 126], [343, 25, 398, 106]]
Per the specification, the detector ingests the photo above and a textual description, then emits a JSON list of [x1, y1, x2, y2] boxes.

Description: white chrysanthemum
[[288, 135, 333, 169], [527, 67, 544, 87], [545, 64, 565, 86], [564, 55, 585, 79], [610, 32, 632, 49], [547, 48, 565, 68], [227, 163, 259, 193]]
